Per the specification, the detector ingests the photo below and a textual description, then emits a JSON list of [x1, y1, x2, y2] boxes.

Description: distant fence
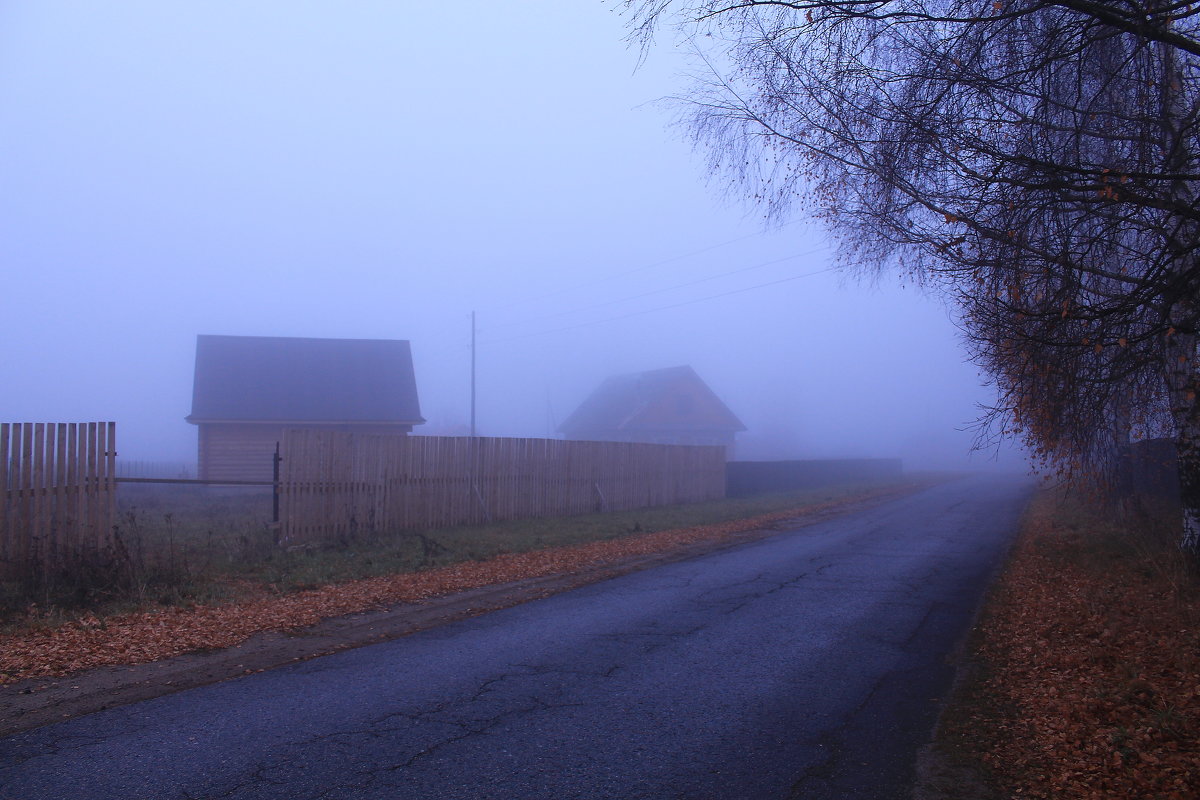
[[115, 460, 195, 480], [279, 432, 726, 544], [1, 422, 116, 581], [726, 458, 904, 497]]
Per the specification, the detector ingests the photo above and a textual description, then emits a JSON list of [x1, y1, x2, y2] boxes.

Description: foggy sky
[[0, 1, 1024, 471]]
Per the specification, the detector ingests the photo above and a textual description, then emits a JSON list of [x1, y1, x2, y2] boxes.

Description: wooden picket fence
[[279, 431, 726, 544], [0, 422, 117, 581]]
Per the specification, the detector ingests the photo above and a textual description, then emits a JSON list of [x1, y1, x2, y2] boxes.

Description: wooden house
[[558, 365, 745, 453], [186, 335, 424, 481]]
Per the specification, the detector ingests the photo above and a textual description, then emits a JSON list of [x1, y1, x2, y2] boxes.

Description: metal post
[[272, 441, 281, 525]]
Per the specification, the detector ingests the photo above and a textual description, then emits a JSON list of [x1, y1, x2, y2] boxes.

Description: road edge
[[910, 486, 1037, 799]]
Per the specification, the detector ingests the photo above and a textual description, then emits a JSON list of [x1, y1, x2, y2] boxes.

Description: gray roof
[[187, 335, 424, 424], [559, 365, 745, 435]]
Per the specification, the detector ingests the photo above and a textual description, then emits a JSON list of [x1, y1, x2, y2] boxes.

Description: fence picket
[[0, 425, 8, 567], [18, 424, 31, 569], [104, 421, 116, 552], [53, 424, 67, 567], [0, 422, 116, 581], [277, 432, 725, 544]]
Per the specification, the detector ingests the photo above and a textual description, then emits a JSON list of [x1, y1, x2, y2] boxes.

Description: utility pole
[[470, 311, 476, 438]]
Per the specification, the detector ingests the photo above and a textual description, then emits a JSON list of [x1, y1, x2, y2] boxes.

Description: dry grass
[[2, 478, 918, 626]]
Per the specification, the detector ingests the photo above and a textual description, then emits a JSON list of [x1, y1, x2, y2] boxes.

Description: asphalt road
[[0, 474, 1032, 800]]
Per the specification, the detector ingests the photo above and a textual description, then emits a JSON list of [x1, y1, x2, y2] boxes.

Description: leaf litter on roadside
[[939, 491, 1200, 798], [0, 499, 861, 686]]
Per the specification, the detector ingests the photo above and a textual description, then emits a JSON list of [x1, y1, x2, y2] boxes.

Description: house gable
[[629, 371, 745, 432], [559, 365, 745, 445]]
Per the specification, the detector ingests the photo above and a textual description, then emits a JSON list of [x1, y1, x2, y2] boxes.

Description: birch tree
[[623, 0, 1200, 545]]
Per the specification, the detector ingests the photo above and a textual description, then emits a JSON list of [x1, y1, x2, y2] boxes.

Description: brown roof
[[186, 335, 423, 424], [559, 365, 745, 436]]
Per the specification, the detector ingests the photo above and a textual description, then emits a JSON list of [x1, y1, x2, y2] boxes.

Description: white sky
[[0, 1, 1024, 470]]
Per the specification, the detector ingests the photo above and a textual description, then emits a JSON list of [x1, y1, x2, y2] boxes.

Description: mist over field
[[0, 1, 1025, 472]]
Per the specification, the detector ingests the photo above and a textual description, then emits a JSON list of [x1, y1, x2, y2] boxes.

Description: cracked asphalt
[[0, 474, 1031, 800]]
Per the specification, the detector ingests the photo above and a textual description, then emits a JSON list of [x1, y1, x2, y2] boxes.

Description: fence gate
[[0, 422, 116, 581]]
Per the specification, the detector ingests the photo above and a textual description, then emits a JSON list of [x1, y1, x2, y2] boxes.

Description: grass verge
[[2, 477, 924, 627], [247, 480, 923, 591]]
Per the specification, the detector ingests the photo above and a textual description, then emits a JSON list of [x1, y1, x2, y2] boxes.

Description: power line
[[481, 265, 838, 345], [486, 245, 829, 331], [487, 221, 806, 312]]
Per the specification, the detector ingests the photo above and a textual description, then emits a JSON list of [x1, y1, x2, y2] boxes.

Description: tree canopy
[[624, 0, 1200, 543]]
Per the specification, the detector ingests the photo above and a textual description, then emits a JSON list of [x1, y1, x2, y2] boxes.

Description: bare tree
[[623, 0, 1200, 545]]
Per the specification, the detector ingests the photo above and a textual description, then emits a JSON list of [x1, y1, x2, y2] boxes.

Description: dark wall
[[726, 458, 904, 497]]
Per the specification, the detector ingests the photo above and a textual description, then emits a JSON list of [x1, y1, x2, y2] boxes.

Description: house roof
[[186, 335, 424, 424], [558, 365, 745, 435]]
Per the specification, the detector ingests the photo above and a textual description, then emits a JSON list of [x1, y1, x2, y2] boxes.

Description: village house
[[559, 365, 745, 454], [186, 334, 424, 481]]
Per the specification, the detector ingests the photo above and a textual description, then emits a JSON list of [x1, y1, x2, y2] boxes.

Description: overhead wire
[[486, 220, 806, 312], [481, 264, 838, 345], [484, 245, 830, 331]]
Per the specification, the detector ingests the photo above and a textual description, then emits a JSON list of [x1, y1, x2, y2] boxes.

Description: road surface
[[0, 474, 1032, 799]]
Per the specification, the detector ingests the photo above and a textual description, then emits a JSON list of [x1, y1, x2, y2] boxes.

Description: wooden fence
[[279, 432, 726, 544], [1, 422, 117, 581]]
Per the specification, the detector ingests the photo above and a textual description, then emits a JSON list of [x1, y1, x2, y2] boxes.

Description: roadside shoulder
[[915, 488, 1200, 798]]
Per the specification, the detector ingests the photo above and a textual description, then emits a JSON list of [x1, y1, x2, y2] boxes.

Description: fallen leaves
[[0, 500, 854, 686], [943, 492, 1200, 797]]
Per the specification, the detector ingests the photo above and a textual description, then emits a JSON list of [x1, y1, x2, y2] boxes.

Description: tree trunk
[[1171, 426, 1200, 550], [1164, 326, 1200, 549], [1158, 34, 1200, 549], [1171, 421, 1200, 550]]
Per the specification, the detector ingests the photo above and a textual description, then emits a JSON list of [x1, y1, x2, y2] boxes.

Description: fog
[[0, 2, 1024, 472]]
